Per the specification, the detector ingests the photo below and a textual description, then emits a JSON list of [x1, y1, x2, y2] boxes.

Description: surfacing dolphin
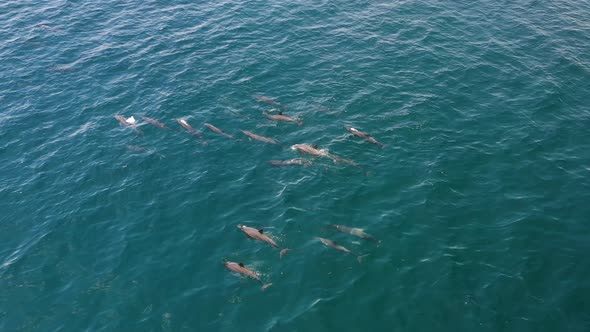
[[345, 126, 384, 148], [114, 115, 143, 136], [268, 159, 311, 167], [290, 144, 356, 165], [204, 123, 236, 140], [141, 116, 167, 129], [176, 118, 207, 145], [265, 111, 302, 126], [238, 225, 291, 258], [241, 130, 279, 144], [316, 237, 367, 263], [330, 224, 381, 245], [223, 261, 273, 291]]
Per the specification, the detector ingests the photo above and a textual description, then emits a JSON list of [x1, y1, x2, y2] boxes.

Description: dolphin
[[265, 111, 302, 126], [345, 126, 384, 147], [268, 159, 311, 167], [37, 24, 63, 33], [223, 261, 273, 291], [290, 144, 356, 165], [204, 123, 236, 140], [316, 237, 367, 263], [126, 144, 147, 152], [290, 144, 329, 157], [126, 144, 165, 158], [329, 224, 381, 245], [238, 225, 291, 258], [114, 115, 143, 136], [253, 95, 286, 109], [176, 118, 207, 144], [241, 130, 279, 144], [141, 116, 167, 129]]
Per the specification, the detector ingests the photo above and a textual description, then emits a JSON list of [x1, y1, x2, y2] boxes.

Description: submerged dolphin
[[224, 261, 273, 291], [238, 225, 291, 258], [126, 144, 164, 158], [253, 95, 286, 109], [345, 126, 384, 147], [330, 224, 381, 245], [114, 115, 143, 136], [268, 159, 311, 167], [241, 130, 279, 144], [204, 123, 236, 140], [176, 118, 207, 144], [290, 144, 355, 165], [265, 111, 302, 126], [316, 237, 367, 263], [141, 116, 167, 129], [37, 24, 63, 33]]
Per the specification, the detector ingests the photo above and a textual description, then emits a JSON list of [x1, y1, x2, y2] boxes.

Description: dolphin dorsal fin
[[238, 263, 244, 267], [259, 229, 264, 234], [312, 144, 318, 149], [278, 111, 283, 115]]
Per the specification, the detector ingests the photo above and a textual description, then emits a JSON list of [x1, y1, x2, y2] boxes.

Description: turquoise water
[[2, 0, 590, 331]]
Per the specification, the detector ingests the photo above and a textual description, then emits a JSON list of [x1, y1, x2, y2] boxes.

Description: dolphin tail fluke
[[357, 254, 369, 264], [279, 248, 291, 259], [262, 283, 273, 291], [297, 121, 304, 126]]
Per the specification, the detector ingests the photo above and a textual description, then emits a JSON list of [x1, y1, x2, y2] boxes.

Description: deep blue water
[[2, 1, 590, 331]]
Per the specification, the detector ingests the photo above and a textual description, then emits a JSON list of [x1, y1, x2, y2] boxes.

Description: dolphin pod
[[115, 96, 387, 291]]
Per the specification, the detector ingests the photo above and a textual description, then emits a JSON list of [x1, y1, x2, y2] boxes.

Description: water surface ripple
[[1, 1, 590, 331]]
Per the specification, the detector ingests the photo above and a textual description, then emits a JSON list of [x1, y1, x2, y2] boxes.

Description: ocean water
[[2, 0, 590, 331]]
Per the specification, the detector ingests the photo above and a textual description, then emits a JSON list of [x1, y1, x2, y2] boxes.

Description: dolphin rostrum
[[241, 130, 279, 144], [204, 123, 236, 140], [316, 237, 367, 263], [223, 261, 273, 291], [330, 224, 381, 245], [176, 118, 207, 144], [265, 111, 302, 126], [345, 126, 384, 147], [238, 225, 291, 258], [114, 115, 143, 136], [141, 116, 167, 129], [268, 159, 311, 167]]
